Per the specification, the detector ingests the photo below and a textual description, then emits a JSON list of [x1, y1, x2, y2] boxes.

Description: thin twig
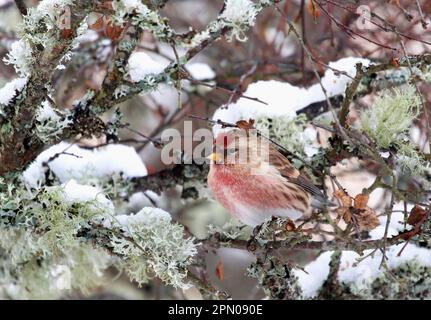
[[14, 0, 27, 16], [415, 0, 428, 29], [187, 78, 268, 106]]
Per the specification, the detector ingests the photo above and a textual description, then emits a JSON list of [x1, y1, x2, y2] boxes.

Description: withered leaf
[[236, 119, 255, 130], [334, 189, 351, 207], [106, 20, 125, 41], [334, 190, 378, 231], [215, 261, 224, 282], [390, 57, 401, 68], [60, 29, 73, 39], [389, 0, 401, 6], [335, 207, 349, 224], [354, 194, 369, 210], [407, 205, 426, 226], [89, 15, 105, 32], [307, 0, 320, 20], [284, 219, 296, 232], [354, 207, 379, 231]]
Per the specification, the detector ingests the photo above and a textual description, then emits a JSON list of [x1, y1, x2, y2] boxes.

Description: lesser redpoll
[[207, 129, 327, 226]]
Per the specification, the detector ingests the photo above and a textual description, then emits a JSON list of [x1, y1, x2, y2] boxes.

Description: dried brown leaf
[[390, 57, 401, 68], [284, 219, 296, 232], [236, 119, 255, 130], [407, 205, 426, 226], [60, 29, 73, 40], [89, 15, 105, 31], [307, 0, 320, 19], [334, 189, 351, 207], [354, 207, 379, 231], [335, 191, 378, 231], [106, 19, 125, 41], [354, 194, 369, 210], [215, 261, 224, 282]]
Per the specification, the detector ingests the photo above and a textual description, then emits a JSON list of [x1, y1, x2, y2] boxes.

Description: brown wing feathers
[[268, 145, 327, 208]]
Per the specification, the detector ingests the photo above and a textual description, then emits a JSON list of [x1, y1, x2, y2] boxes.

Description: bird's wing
[[268, 145, 326, 208], [268, 145, 300, 179], [288, 175, 327, 208]]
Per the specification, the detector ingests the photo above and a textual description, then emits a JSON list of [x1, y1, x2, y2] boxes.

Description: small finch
[[207, 129, 327, 226]]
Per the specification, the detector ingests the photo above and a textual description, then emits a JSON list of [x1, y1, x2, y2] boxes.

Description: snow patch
[[104, 207, 172, 235], [23, 142, 147, 188], [186, 62, 216, 81], [221, 0, 257, 26], [295, 242, 431, 298], [3, 40, 33, 76], [62, 179, 114, 210], [212, 57, 370, 135], [0, 77, 27, 107], [127, 51, 167, 82], [116, 207, 171, 227]]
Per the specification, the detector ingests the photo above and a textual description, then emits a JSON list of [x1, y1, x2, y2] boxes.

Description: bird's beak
[[207, 152, 217, 162]]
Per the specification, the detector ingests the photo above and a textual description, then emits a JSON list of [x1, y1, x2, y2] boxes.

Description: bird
[[207, 129, 328, 227]]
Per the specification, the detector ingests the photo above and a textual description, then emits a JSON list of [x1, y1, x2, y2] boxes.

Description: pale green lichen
[[35, 100, 72, 143], [106, 109, 123, 142], [116, 73, 167, 98], [207, 220, 249, 240], [247, 256, 303, 300], [187, 0, 273, 46], [18, 0, 73, 49], [360, 86, 426, 175], [396, 142, 428, 176], [1, 173, 197, 298], [32, 187, 109, 253], [112, 0, 173, 41], [220, 0, 259, 42], [0, 181, 113, 299], [360, 86, 420, 149], [255, 114, 316, 158], [109, 207, 197, 289], [346, 261, 431, 299], [187, 29, 212, 48], [113, 84, 132, 99], [0, 236, 111, 299], [3, 40, 33, 76]]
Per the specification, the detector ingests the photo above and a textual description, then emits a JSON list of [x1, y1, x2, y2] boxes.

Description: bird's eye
[[227, 148, 236, 155]]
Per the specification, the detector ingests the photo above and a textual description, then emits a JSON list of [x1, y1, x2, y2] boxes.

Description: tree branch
[[203, 232, 404, 254], [14, 0, 27, 16], [132, 163, 209, 195]]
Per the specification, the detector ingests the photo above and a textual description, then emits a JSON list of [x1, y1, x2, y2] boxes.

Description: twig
[[315, 1, 397, 51], [14, 0, 27, 16], [390, 0, 414, 21], [397, 35, 431, 154], [226, 62, 258, 106], [321, 0, 431, 46], [119, 123, 165, 148], [186, 78, 268, 106], [187, 270, 227, 299], [415, 0, 428, 29], [318, 250, 342, 298], [380, 173, 397, 268]]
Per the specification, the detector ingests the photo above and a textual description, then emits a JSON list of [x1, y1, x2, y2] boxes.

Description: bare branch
[[13, 0, 27, 16]]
